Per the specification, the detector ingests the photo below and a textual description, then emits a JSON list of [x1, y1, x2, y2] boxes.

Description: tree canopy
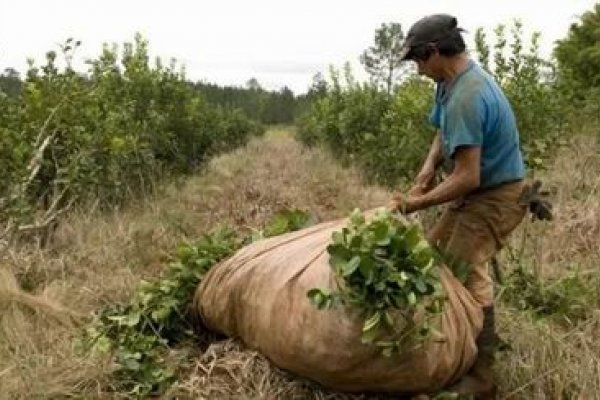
[[554, 3, 600, 90], [360, 22, 408, 94]]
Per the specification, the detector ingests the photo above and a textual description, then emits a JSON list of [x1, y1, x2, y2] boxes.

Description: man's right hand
[[409, 163, 436, 196], [408, 184, 427, 197]]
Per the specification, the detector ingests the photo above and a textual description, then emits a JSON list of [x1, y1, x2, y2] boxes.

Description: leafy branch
[[82, 209, 312, 396], [307, 208, 446, 356]]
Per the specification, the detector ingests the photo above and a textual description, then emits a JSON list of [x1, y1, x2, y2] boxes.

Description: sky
[[0, 0, 598, 94]]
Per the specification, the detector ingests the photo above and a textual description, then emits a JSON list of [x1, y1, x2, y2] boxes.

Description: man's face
[[410, 45, 443, 82], [415, 57, 433, 78]]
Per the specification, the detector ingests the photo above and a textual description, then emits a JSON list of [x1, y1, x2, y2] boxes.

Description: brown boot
[[447, 306, 498, 399]]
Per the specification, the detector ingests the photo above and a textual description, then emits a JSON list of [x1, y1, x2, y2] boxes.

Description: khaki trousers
[[427, 181, 527, 307]]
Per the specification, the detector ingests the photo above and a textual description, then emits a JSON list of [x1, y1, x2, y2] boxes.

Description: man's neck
[[439, 54, 470, 83]]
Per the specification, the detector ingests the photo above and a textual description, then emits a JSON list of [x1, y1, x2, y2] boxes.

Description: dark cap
[[399, 14, 464, 60]]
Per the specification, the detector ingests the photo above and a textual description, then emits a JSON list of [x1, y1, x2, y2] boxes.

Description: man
[[388, 14, 528, 399]]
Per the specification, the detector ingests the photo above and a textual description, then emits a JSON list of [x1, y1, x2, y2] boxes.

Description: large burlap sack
[[193, 211, 484, 394]]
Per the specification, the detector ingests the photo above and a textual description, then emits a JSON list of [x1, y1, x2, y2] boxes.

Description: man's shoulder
[[460, 65, 491, 93], [450, 72, 488, 112], [466, 63, 505, 95]]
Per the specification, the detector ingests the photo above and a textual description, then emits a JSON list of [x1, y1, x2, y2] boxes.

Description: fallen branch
[[34, 100, 64, 148], [0, 104, 64, 253], [24, 133, 55, 190], [18, 195, 76, 234]]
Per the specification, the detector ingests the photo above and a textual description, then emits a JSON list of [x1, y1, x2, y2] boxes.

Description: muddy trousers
[[427, 181, 527, 364]]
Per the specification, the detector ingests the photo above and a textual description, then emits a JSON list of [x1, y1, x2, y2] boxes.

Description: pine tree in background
[[360, 22, 409, 94]]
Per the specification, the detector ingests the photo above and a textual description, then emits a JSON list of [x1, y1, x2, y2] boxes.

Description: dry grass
[[497, 310, 600, 399], [535, 136, 600, 269], [0, 126, 388, 399], [165, 340, 395, 400], [494, 134, 600, 398], [1, 126, 599, 399], [500, 136, 600, 272], [0, 267, 112, 399]]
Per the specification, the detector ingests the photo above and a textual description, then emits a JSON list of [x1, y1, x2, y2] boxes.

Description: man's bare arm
[[424, 131, 444, 170], [412, 146, 481, 209], [410, 132, 444, 194]]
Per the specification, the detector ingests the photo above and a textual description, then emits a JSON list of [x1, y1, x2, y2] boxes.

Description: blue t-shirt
[[429, 60, 525, 189]]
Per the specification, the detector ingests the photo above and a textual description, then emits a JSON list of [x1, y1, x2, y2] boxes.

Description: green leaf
[[415, 278, 428, 294], [376, 236, 391, 246], [403, 225, 421, 248], [363, 311, 381, 332], [392, 293, 406, 308], [332, 231, 345, 245], [365, 268, 375, 285], [307, 288, 323, 302], [327, 243, 349, 260], [307, 288, 332, 309], [124, 312, 141, 327], [151, 306, 172, 321], [361, 326, 379, 344], [412, 239, 431, 255], [350, 208, 365, 226], [408, 291, 417, 306], [422, 258, 435, 274], [373, 222, 388, 242], [431, 391, 459, 400], [93, 334, 113, 353], [342, 255, 361, 276], [350, 234, 362, 248], [383, 311, 394, 327], [358, 257, 375, 278], [287, 209, 311, 230], [329, 255, 347, 273], [263, 209, 312, 237], [263, 215, 288, 237]]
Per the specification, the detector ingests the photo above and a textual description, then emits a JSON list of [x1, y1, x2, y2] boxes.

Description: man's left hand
[[388, 192, 424, 214]]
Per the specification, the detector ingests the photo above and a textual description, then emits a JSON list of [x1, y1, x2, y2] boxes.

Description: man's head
[[399, 14, 466, 80]]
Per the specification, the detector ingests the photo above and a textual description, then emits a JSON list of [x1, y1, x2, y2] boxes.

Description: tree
[[306, 72, 328, 100], [474, 28, 491, 73], [0, 67, 22, 98], [360, 22, 408, 94], [261, 86, 296, 124], [193, 80, 300, 124], [554, 4, 600, 91], [246, 77, 262, 91]]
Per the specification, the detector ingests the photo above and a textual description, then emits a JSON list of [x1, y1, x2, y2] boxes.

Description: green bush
[[0, 35, 262, 230], [501, 264, 598, 325], [297, 66, 433, 188], [360, 78, 432, 186]]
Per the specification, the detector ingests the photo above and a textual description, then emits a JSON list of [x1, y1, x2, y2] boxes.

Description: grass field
[[1, 126, 599, 399]]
